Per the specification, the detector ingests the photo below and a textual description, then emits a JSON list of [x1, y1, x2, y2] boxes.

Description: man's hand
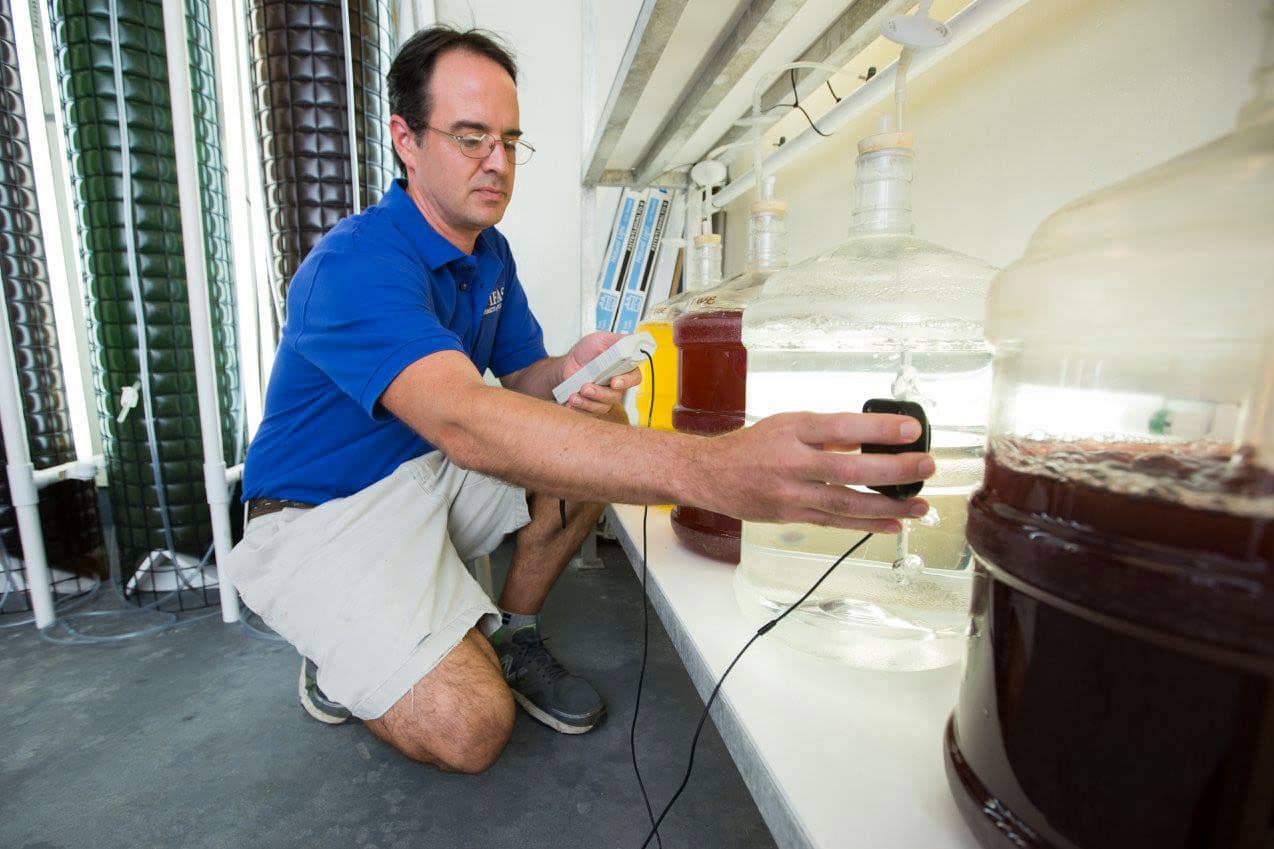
[[693, 411, 936, 534], [561, 332, 643, 416]]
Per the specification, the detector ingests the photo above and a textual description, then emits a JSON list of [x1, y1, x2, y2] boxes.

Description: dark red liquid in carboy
[[946, 440, 1274, 849], [670, 309, 746, 563]]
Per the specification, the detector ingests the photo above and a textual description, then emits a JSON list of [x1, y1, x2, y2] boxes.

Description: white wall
[[432, 0, 641, 356], [721, 0, 1265, 275]]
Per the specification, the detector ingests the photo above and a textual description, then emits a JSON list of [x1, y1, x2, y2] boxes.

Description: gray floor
[[1, 539, 775, 849]]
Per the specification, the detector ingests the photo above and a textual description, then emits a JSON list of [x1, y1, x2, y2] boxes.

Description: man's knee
[[368, 675, 515, 774], [418, 686, 515, 774], [364, 631, 516, 774]]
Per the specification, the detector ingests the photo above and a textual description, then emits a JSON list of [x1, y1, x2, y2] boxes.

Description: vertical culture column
[[248, 0, 394, 323], [46, 0, 243, 602], [0, 0, 99, 618]]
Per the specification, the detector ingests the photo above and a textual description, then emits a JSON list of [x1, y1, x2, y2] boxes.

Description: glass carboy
[[735, 128, 998, 670], [635, 234, 721, 430], [945, 14, 1274, 847], [671, 200, 788, 562]]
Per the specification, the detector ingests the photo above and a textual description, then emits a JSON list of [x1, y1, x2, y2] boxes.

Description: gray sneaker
[[496, 630, 605, 735], [298, 656, 351, 725]]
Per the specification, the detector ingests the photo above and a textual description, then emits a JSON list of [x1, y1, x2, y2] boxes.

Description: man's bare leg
[[498, 493, 605, 614], [364, 628, 515, 774]]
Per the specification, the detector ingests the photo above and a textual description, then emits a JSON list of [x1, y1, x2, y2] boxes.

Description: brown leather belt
[[246, 497, 315, 523]]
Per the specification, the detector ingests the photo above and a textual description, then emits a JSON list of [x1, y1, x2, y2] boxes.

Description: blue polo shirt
[[242, 180, 548, 504]]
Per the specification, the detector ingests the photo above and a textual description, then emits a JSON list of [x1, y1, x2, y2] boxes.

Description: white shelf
[[606, 503, 979, 849]]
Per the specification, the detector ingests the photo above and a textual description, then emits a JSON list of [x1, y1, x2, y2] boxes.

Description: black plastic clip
[[861, 399, 930, 500]]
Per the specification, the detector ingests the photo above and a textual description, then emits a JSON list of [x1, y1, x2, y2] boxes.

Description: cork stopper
[[750, 199, 789, 214], [857, 131, 915, 155]]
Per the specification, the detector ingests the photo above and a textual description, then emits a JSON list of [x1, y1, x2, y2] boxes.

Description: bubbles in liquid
[[919, 505, 941, 527], [892, 363, 923, 402], [892, 553, 925, 585]]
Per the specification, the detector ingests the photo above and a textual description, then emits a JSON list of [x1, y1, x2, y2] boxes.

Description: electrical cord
[[637, 530, 875, 849], [626, 344, 881, 844], [759, 68, 845, 140], [789, 68, 834, 138], [631, 348, 662, 849]]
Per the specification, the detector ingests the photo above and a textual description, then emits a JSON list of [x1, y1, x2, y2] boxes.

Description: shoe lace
[[514, 635, 570, 686]]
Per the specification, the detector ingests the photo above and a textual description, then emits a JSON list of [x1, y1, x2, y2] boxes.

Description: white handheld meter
[[552, 332, 657, 405]]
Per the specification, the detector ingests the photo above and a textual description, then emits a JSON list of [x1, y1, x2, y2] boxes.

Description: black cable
[[790, 68, 833, 138], [631, 348, 662, 849], [637, 531, 876, 849], [757, 70, 839, 138]]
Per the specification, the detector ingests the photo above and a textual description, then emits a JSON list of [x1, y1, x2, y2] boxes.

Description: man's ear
[[389, 114, 422, 166]]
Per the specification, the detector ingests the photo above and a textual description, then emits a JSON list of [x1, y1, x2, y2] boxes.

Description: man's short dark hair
[[386, 26, 519, 174]]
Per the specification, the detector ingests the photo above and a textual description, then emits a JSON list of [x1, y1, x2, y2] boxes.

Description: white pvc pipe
[[161, 0, 240, 622], [31, 456, 103, 489], [341, 0, 362, 215], [710, 0, 1030, 210], [209, 0, 266, 434], [683, 188, 702, 288], [0, 265, 55, 628]]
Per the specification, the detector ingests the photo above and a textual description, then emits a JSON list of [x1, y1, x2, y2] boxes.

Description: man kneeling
[[226, 26, 933, 773]]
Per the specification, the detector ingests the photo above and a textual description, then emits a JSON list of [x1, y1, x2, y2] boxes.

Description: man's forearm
[[499, 355, 565, 401], [388, 358, 703, 507], [447, 385, 705, 506]]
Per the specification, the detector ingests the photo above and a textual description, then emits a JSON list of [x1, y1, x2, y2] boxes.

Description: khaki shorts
[[224, 452, 529, 719]]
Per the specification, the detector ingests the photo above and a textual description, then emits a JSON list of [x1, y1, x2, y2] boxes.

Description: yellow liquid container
[[634, 233, 722, 430], [634, 320, 675, 429]]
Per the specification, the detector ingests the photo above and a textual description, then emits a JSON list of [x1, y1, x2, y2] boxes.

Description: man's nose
[[482, 141, 511, 174]]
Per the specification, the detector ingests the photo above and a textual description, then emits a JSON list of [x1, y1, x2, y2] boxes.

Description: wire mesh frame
[[48, 0, 244, 611], [247, 0, 394, 323], [0, 0, 100, 617]]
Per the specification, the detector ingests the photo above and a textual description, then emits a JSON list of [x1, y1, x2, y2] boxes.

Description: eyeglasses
[[426, 126, 535, 165]]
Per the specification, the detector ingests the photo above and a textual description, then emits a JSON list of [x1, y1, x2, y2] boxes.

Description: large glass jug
[[736, 129, 998, 670], [945, 18, 1274, 848], [671, 200, 788, 562], [635, 234, 721, 430]]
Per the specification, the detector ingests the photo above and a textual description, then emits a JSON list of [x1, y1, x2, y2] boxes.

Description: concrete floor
[[0, 539, 775, 849]]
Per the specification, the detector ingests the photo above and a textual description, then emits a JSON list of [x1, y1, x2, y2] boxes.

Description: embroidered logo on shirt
[[483, 286, 505, 316]]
